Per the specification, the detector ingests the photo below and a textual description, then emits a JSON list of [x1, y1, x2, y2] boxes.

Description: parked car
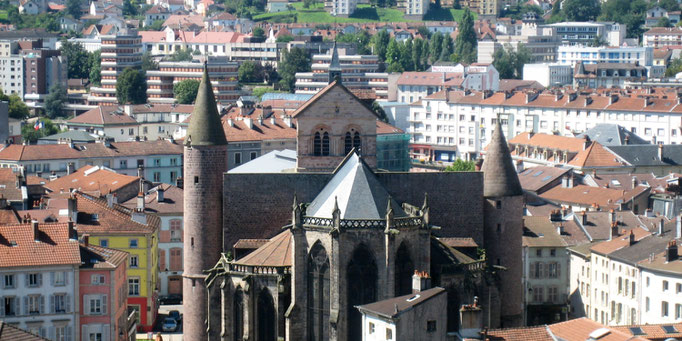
[[160, 294, 182, 305], [168, 310, 182, 322], [162, 318, 178, 332]]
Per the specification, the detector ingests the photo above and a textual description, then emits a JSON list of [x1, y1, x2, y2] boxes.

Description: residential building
[[37, 130, 99, 145], [577, 124, 649, 146], [644, 27, 682, 48], [21, 44, 68, 109], [477, 24, 561, 64], [7, 117, 21, 144], [556, 46, 660, 78], [89, 28, 143, 106], [139, 28, 243, 57], [523, 63, 573, 87], [0, 29, 59, 49], [401, 0, 430, 20], [122, 184, 184, 298], [267, 0, 289, 12], [295, 46, 389, 100], [0, 54, 25, 97], [574, 62, 648, 90], [0, 139, 184, 184], [397, 64, 500, 104], [67, 191, 160, 332], [325, 0, 357, 16], [0, 168, 31, 210], [485, 317, 651, 340], [0, 101, 7, 143], [43, 165, 140, 202], [548, 22, 626, 47], [79, 241, 129, 341], [645, 6, 681, 28], [143, 5, 170, 27], [0, 221, 80, 340], [146, 59, 239, 104]]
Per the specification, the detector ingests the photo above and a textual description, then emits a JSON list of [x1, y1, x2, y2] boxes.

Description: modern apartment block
[[89, 28, 143, 106], [523, 63, 573, 87], [547, 22, 626, 47], [325, 0, 357, 16], [556, 45, 662, 78], [146, 59, 239, 104], [643, 27, 682, 48], [401, 0, 430, 19]]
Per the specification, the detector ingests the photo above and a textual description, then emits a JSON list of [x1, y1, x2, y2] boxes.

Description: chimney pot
[[83, 234, 89, 246], [629, 230, 635, 245]]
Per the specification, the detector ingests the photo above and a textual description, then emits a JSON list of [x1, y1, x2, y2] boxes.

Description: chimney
[[667, 240, 678, 262], [157, 186, 165, 203], [244, 117, 253, 129], [608, 209, 615, 223], [68, 220, 76, 240], [176, 177, 183, 189], [270, 116, 276, 126], [136, 192, 145, 212], [659, 219, 665, 235], [124, 104, 133, 116], [562, 174, 573, 188], [550, 209, 562, 222], [83, 234, 89, 246], [624, 136, 630, 145], [459, 297, 483, 339], [137, 167, 144, 179], [67, 197, 77, 222], [609, 94, 618, 105], [658, 144, 664, 160], [106, 192, 115, 208], [32, 220, 39, 242], [412, 270, 431, 293], [0, 195, 6, 209], [67, 162, 75, 175], [611, 221, 620, 239], [227, 118, 234, 127], [557, 223, 565, 235], [583, 136, 592, 150], [580, 211, 587, 225], [632, 176, 637, 188], [283, 115, 293, 128], [629, 230, 635, 245], [677, 214, 681, 239]]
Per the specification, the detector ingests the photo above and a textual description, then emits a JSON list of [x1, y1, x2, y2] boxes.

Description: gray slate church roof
[[185, 63, 227, 146], [306, 153, 406, 219], [481, 121, 523, 197], [577, 124, 648, 146], [608, 145, 682, 166]]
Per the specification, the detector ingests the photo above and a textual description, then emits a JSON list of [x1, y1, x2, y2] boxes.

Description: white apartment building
[[523, 63, 573, 87], [397, 64, 499, 104], [547, 22, 626, 47], [643, 27, 682, 48], [326, 0, 357, 16], [0, 56, 24, 97], [478, 24, 561, 64], [402, 0, 429, 18], [408, 89, 682, 162], [557, 46, 654, 67]]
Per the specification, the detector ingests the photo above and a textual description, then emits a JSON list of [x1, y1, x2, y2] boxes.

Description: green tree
[[238, 61, 263, 83], [0, 90, 29, 119], [386, 39, 401, 66], [336, 31, 371, 55], [147, 19, 164, 31], [88, 50, 101, 86], [417, 25, 431, 39], [372, 101, 388, 123], [429, 32, 443, 65], [44, 84, 68, 119], [386, 62, 404, 73], [116, 68, 147, 104], [443, 159, 475, 171], [598, 0, 647, 39], [440, 34, 454, 61], [452, 0, 460, 8], [563, 0, 600, 21], [453, 8, 477, 64], [122, 0, 138, 16], [22, 118, 60, 144], [400, 39, 413, 71], [278, 47, 310, 92], [173, 79, 200, 104], [492, 44, 531, 79], [169, 47, 194, 61], [276, 34, 294, 43], [303, 0, 315, 8], [665, 58, 682, 77], [60, 40, 90, 79], [659, 0, 679, 12], [412, 38, 425, 71], [141, 51, 157, 72], [371, 29, 390, 62], [656, 17, 672, 27], [252, 27, 265, 39], [66, 0, 82, 18]]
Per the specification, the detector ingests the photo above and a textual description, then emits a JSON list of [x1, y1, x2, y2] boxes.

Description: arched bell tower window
[[314, 132, 321, 156], [322, 132, 329, 156], [344, 132, 353, 155], [344, 129, 362, 155], [313, 130, 330, 156]]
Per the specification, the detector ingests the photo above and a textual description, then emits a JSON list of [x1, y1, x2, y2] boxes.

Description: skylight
[[542, 175, 552, 181], [662, 325, 678, 334], [533, 171, 544, 177], [629, 327, 645, 335], [611, 179, 621, 186]]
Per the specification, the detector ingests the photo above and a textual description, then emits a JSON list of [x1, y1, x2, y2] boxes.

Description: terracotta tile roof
[[0, 168, 22, 201], [590, 227, 651, 255], [376, 120, 403, 134], [0, 321, 49, 340], [162, 15, 204, 28], [221, 114, 297, 142], [486, 325, 551, 341], [613, 321, 682, 340], [79, 243, 128, 269], [0, 140, 183, 161], [121, 184, 183, 214], [509, 132, 587, 153], [540, 185, 630, 210], [396, 72, 464, 87], [568, 142, 624, 168], [438, 237, 478, 248], [17, 208, 69, 223], [233, 238, 269, 250], [549, 317, 650, 341], [232, 231, 291, 267], [145, 4, 168, 14], [68, 106, 137, 125], [72, 192, 159, 235], [44, 165, 139, 197], [0, 222, 80, 268], [0, 208, 19, 224]]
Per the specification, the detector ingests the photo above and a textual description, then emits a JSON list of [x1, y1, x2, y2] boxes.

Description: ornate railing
[[339, 219, 385, 229], [302, 217, 334, 227], [393, 217, 423, 228], [301, 216, 424, 230], [228, 263, 291, 275]]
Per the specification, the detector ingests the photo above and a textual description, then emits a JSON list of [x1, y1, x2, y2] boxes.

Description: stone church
[[183, 64, 524, 340]]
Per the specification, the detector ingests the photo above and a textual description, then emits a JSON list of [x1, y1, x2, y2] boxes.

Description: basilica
[[182, 64, 524, 340]]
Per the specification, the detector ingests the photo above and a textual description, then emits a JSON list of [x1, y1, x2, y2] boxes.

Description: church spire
[[328, 41, 342, 84], [481, 117, 522, 197], [185, 62, 227, 146]]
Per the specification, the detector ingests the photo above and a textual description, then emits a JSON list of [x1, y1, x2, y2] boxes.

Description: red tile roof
[[68, 106, 137, 125], [549, 317, 649, 341], [590, 228, 651, 255], [0, 140, 183, 161], [79, 243, 128, 269], [44, 165, 139, 197], [71, 192, 159, 235], [0, 222, 80, 268], [233, 231, 291, 267]]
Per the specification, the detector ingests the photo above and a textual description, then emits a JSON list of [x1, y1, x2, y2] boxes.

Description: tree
[[492, 44, 531, 79], [141, 51, 158, 72], [659, 0, 679, 12], [169, 47, 194, 61], [336, 31, 371, 55], [656, 17, 673, 27], [60, 40, 90, 79], [278, 47, 310, 92], [276, 34, 294, 43], [453, 0, 460, 9], [66, 0, 82, 19], [88, 50, 101, 86], [371, 29, 390, 62], [453, 8, 477, 64], [147, 19, 165, 31], [22, 118, 60, 144], [665, 58, 682, 77], [252, 27, 265, 39], [122, 0, 138, 16], [173, 79, 200, 104], [44, 84, 68, 119], [417, 26, 431, 39], [0, 90, 29, 119], [386, 39, 401, 66], [238, 61, 263, 83], [562, 0, 600, 21], [116, 68, 147, 104], [598, 0, 647, 39], [371, 101, 388, 123], [412, 38, 425, 71], [429, 32, 443, 65], [440, 34, 454, 61], [444, 159, 475, 171], [303, 0, 315, 8]]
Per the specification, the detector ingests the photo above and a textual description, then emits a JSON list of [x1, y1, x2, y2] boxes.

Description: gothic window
[[395, 242, 414, 297], [347, 245, 377, 341], [314, 130, 330, 156], [257, 288, 276, 341], [314, 132, 322, 156], [344, 129, 362, 155], [353, 132, 361, 151], [233, 289, 243, 341], [344, 132, 353, 155], [307, 243, 330, 341], [322, 132, 330, 156]]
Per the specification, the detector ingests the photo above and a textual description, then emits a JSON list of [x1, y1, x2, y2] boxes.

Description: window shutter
[[40, 295, 45, 314], [66, 294, 71, 313], [64, 272, 69, 285], [48, 326, 55, 340], [85, 295, 90, 315], [102, 295, 108, 315], [15, 298, 20, 316], [159, 249, 166, 271], [0, 296, 4, 316], [557, 263, 561, 277], [66, 325, 72, 341], [23, 296, 28, 315], [38, 273, 43, 287], [529, 262, 535, 279], [81, 326, 86, 341], [103, 324, 110, 341], [50, 272, 54, 286], [25, 273, 29, 286], [50, 294, 55, 313]]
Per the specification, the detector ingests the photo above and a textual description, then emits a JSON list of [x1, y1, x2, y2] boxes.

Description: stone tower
[[183, 63, 227, 340], [328, 42, 342, 84], [481, 120, 524, 327]]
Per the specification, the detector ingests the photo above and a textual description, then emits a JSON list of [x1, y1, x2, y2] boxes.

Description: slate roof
[[306, 153, 406, 219], [607, 144, 682, 166], [356, 287, 446, 319], [481, 121, 522, 197], [608, 231, 674, 265], [228, 149, 297, 174], [0, 321, 49, 340], [577, 124, 649, 146], [121, 184, 183, 214], [186, 64, 227, 146], [232, 231, 291, 267], [38, 130, 99, 143], [0, 222, 80, 268], [68, 106, 137, 126]]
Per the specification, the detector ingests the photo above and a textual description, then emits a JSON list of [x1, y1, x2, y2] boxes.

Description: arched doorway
[[307, 242, 330, 341], [233, 288, 243, 341], [347, 245, 377, 341], [257, 288, 276, 341], [395, 242, 414, 296]]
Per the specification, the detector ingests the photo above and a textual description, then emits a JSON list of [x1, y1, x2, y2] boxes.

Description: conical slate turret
[[186, 63, 227, 146], [481, 120, 522, 197], [328, 41, 342, 84]]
